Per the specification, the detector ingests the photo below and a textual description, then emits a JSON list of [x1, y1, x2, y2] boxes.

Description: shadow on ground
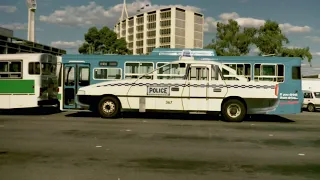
[[65, 111, 295, 123], [0, 107, 60, 116]]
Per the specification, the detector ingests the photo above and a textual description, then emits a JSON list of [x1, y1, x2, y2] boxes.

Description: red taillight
[[275, 84, 279, 96], [40, 88, 44, 96], [57, 87, 59, 92]]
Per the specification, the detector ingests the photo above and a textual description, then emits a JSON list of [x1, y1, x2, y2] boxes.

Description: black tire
[[97, 96, 120, 118], [307, 103, 315, 112], [221, 99, 246, 122]]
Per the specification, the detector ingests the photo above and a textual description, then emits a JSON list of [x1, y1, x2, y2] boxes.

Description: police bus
[[0, 53, 59, 109], [57, 48, 303, 119], [74, 54, 303, 122]]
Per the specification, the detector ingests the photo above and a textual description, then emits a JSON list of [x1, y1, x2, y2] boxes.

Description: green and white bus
[[0, 53, 59, 109]]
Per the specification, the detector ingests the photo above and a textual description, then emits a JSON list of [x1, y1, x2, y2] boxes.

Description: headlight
[[77, 90, 86, 95]]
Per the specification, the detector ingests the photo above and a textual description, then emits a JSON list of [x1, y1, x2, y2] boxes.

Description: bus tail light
[[275, 84, 279, 96], [40, 88, 44, 96]]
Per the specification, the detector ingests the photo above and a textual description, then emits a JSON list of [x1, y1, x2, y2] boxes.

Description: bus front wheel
[[221, 99, 246, 122], [98, 96, 120, 118]]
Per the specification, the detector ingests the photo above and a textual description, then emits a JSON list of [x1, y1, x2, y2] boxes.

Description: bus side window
[[79, 67, 89, 86], [28, 62, 41, 75], [211, 65, 219, 80], [0, 61, 22, 78], [188, 66, 209, 81]]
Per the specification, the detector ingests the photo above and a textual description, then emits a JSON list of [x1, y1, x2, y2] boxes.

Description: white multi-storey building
[[114, 6, 204, 55]]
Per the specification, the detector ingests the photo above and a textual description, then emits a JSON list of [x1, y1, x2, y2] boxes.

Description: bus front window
[[314, 92, 320, 98], [41, 63, 56, 75]]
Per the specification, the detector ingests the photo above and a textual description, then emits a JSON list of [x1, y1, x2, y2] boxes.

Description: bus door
[[182, 64, 211, 111], [63, 63, 90, 109]]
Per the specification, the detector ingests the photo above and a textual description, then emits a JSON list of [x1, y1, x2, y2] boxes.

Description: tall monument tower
[[120, 0, 129, 21], [26, 0, 37, 42]]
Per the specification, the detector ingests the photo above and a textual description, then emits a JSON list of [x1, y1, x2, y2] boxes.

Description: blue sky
[[1, 0, 320, 73]]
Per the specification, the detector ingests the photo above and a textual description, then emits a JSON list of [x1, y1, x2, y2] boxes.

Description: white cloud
[[312, 52, 320, 56], [0, 23, 43, 31], [51, 40, 83, 49], [0, 5, 17, 13], [40, 0, 203, 27], [1, 23, 27, 30], [305, 36, 320, 42], [204, 12, 311, 33]]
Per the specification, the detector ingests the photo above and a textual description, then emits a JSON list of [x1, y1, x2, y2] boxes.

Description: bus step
[[189, 112, 207, 114]]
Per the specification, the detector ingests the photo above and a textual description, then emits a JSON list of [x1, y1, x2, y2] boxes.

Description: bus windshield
[[42, 63, 56, 75], [314, 92, 320, 98]]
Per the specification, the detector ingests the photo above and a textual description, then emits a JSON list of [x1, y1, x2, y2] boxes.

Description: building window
[[128, 42, 133, 48], [160, 45, 170, 48], [147, 31, 156, 37], [128, 19, 134, 27], [128, 35, 133, 41], [147, 22, 156, 30], [136, 16, 144, 24], [136, 40, 144, 47], [136, 32, 144, 40], [136, 48, 143, 54], [160, 11, 171, 19], [136, 25, 144, 32], [147, 14, 156, 22], [160, 28, 171, 36], [160, 37, 171, 44], [160, 20, 171, 27], [147, 39, 156, 46], [128, 27, 134, 34], [93, 68, 122, 80], [147, 46, 155, 53]]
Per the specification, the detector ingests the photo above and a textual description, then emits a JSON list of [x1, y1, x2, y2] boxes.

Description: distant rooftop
[[0, 28, 66, 56]]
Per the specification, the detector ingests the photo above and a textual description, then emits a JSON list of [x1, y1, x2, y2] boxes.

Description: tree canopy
[[78, 26, 132, 55], [205, 19, 312, 63]]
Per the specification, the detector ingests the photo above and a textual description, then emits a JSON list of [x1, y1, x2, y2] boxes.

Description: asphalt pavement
[[1, 109, 320, 180]]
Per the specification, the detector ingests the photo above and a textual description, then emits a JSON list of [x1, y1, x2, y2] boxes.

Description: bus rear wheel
[[221, 99, 246, 122], [98, 96, 120, 118]]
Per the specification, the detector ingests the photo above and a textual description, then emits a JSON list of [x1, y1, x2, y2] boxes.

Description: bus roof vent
[[179, 56, 195, 61]]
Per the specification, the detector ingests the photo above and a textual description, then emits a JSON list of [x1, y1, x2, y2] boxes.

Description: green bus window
[[28, 62, 41, 75]]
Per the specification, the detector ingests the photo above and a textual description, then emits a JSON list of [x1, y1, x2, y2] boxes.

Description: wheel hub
[[227, 104, 241, 118], [102, 101, 115, 114]]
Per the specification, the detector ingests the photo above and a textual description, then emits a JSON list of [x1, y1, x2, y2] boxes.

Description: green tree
[[205, 19, 257, 56], [255, 20, 312, 63], [205, 19, 313, 63], [78, 26, 132, 55], [254, 20, 289, 55]]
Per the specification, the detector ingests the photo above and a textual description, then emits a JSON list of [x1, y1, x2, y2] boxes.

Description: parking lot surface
[[1, 109, 320, 180]]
